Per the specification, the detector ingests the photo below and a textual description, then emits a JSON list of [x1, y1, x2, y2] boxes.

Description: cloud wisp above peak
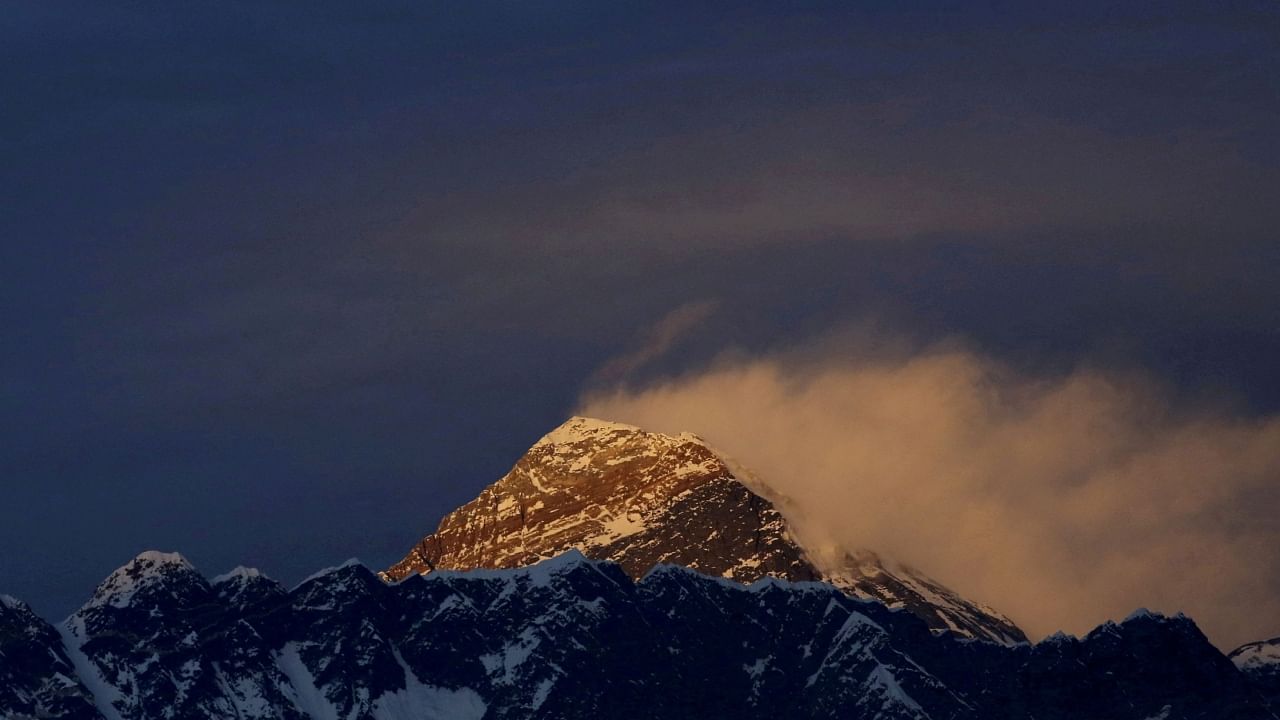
[[587, 300, 721, 390], [579, 341, 1280, 650]]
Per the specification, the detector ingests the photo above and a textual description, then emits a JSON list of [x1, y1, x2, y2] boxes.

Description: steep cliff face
[[384, 416, 1026, 644]]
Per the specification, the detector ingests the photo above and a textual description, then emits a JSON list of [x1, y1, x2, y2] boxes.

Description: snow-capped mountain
[[1, 551, 1275, 720], [383, 416, 1025, 644]]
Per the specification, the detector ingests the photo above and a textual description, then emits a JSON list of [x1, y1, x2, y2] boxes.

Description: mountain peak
[[82, 551, 200, 610], [533, 416, 644, 447], [384, 416, 1026, 644], [534, 415, 707, 449], [384, 417, 750, 580], [518, 416, 716, 490]]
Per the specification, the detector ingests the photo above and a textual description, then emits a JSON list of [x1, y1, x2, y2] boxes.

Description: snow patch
[[1232, 639, 1280, 670], [295, 559, 364, 588], [212, 566, 266, 584], [372, 648, 487, 720], [867, 665, 926, 717], [533, 416, 642, 450], [214, 669, 274, 720], [132, 550, 192, 566], [276, 643, 339, 720], [1123, 607, 1160, 622], [480, 627, 540, 683], [521, 548, 615, 587], [530, 678, 555, 711], [57, 621, 125, 720]]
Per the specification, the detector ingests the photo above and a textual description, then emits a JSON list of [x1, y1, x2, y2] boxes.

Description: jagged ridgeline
[[2, 550, 1278, 720], [4, 416, 1280, 719]]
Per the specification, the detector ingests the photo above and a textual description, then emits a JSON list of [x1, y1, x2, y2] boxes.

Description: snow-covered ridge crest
[[294, 558, 365, 589], [0, 593, 37, 614], [1231, 637, 1280, 671], [211, 566, 266, 585], [425, 548, 621, 589], [530, 415, 714, 463], [532, 416, 646, 448], [1123, 607, 1185, 623]]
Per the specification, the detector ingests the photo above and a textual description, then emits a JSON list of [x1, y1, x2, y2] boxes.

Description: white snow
[[1232, 639, 1280, 670], [428, 593, 475, 620], [744, 655, 771, 698], [294, 559, 364, 588], [276, 643, 339, 720], [480, 627, 540, 683], [518, 548, 623, 588], [82, 551, 195, 610], [1123, 607, 1160, 622], [133, 550, 192, 566], [211, 566, 266, 584], [214, 669, 274, 720], [529, 678, 555, 711], [533, 416, 642, 450], [834, 608, 886, 638], [866, 665, 926, 717], [585, 512, 649, 547], [372, 648, 487, 720], [57, 621, 125, 720], [0, 593, 24, 610], [806, 610, 886, 688]]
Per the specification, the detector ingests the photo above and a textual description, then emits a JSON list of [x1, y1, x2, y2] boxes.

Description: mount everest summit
[[384, 416, 1024, 644]]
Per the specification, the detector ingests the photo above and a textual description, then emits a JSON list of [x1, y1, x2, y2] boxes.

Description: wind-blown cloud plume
[[589, 300, 720, 388], [580, 343, 1280, 650]]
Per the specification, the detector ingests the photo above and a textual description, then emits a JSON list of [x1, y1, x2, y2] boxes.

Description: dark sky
[[3, 1, 1279, 621]]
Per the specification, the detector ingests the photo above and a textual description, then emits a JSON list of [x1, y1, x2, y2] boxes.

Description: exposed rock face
[[384, 416, 1026, 644], [0, 594, 100, 720]]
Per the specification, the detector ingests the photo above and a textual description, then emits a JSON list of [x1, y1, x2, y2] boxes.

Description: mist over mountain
[[582, 345, 1280, 650]]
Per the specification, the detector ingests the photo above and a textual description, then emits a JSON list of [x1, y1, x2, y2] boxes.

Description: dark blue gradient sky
[[3, 1, 1279, 618]]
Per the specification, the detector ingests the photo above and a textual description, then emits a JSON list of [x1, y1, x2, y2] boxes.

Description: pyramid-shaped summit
[[384, 416, 1026, 644]]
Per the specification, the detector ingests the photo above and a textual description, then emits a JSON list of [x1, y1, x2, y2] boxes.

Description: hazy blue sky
[[3, 1, 1278, 620]]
